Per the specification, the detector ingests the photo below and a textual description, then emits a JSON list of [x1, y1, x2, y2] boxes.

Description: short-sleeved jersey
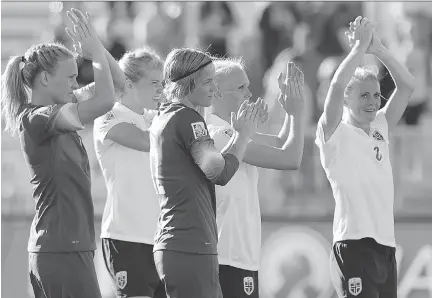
[[94, 103, 159, 244], [149, 102, 219, 255], [207, 114, 261, 271], [315, 111, 395, 247], [18, 103, 96, 253]]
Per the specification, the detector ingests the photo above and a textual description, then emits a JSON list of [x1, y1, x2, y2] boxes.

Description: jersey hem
[[218, 257, 260, 271], [100, 232, 154, 245], [333, 234, 396, 248]]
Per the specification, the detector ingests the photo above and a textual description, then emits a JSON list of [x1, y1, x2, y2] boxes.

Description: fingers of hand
[[65, 27, 77, 42], [354, 16, 362, 27], [71, 8, 87, 23], [67, 11, 79, 24]]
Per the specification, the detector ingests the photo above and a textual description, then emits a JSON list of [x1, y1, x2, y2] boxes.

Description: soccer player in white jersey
[[315, 16, 415, 298], [206, 58, 306, 298], [67, 9, 166, 298]]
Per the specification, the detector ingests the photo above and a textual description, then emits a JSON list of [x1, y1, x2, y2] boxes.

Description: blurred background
[[1, 1, 432, 298]]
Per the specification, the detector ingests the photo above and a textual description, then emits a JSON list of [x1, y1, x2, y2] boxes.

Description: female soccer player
[[207, 58, 306, 298], [67, 8, 167, 298], [94, 47, 166, 298], [149, 48, 262, 298], [315, 16, 415, 298], [1, 10, 115, 298]]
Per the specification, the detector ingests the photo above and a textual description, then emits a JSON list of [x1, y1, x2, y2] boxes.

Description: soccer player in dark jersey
[[149, 48, 262, 298], [0, 10, 115, 298]]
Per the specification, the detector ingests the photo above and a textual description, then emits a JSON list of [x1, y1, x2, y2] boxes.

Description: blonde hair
[[163, 48, 213, 102], [1, 43, 74, 136], [344, 65, 380, 98], [213, 57, 245, 77], [118, 46, 163, 85]]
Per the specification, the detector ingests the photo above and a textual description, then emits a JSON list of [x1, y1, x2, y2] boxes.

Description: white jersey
[[94, 102, 159, 244], [315, 111, 396, 247], [207, 114, 261, 271]]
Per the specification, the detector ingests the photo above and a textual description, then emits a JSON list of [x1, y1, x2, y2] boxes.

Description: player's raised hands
[[255, 97, 269, 126], [65, 8, 103, 60], [278, 61, 305, 115], [231, 100, 260, 137], [345, 16, 375, 52]]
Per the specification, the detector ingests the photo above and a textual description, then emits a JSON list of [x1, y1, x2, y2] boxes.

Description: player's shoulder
[[20, 104, 61, 126]]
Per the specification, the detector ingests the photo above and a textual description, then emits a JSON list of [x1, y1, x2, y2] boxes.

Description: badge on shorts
[[348, 277, 362, 296], [116, 271, 127, 290], [243, 276, 254, 296], [191, 121, 208, 139]]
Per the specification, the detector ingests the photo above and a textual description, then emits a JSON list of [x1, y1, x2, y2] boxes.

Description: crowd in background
[[2, 1, 432, 219]]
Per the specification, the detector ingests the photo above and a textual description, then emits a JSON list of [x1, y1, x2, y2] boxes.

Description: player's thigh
[[219, 265, 259, 298], [379, 250, 397, 298], [154, 250, 221, 298], [102, 238, 162, 298], [329, 241, 379, 298], [29, 251, 102, 298]]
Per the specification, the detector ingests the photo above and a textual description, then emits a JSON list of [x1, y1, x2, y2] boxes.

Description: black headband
[[21, 56, 26, 62], [170, 60, 212, 82]]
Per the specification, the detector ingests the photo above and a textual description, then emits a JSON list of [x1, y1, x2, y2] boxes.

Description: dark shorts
[[154, 250, 222, 298], [219, 265, 259, 298], [29, 251, 102, 298], [330, 237, 397, 298], [102, 238, 166, 298]]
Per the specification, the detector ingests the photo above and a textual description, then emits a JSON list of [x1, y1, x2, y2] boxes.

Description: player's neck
[[347, 115, 371, 134], [31, 91, 55, 106], [120, 96, 143, 115]]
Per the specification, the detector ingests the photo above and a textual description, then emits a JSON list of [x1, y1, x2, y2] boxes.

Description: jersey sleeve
[[93, 109, 128, 143], [73, 84, 94, 103], [175, 107, 212, 151], [315, 116, 344, 168], [176, 108, 239, 185], [24, 103, 84, 143]]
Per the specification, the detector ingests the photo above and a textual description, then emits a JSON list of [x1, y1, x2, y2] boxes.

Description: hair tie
[[19, 56, 26, 71], [171, 60, 213, 82]]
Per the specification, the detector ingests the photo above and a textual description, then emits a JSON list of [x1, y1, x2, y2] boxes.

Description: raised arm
[[68, 8, 127, 102], [65, 11, 115, 124], [251, 75, 291, 148], [368, 34, 415, 130], [190, 102, 260, 186], [320, 16, 373, 142], [243, 62, 306, 169]]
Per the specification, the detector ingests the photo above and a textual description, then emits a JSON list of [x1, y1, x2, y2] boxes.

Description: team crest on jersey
[[191, 121, 208, 139], [243, 276, 254, 295], [348, 277, 362, 296], [103, 111, 115, 125], [222, 128, 233, 138], [36, 106, 53, 117], [116, 271, 127, 289], [372, 130, 385, 142]]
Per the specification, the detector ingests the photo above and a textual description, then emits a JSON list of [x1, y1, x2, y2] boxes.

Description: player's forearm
[[331, 43, 367, 88], [251, 112, 290, 148], [92, 49, 116, 109], [280, 113, 305, 168], [104, 48, 127, 90], [374, 47, 415, 91], [221, 132, 251, 163], [277, 112, 291, 143]]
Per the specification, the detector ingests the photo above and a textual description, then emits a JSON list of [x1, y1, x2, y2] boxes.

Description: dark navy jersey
[[150, 102, 223, 255], [19, 103, 96, 252]]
